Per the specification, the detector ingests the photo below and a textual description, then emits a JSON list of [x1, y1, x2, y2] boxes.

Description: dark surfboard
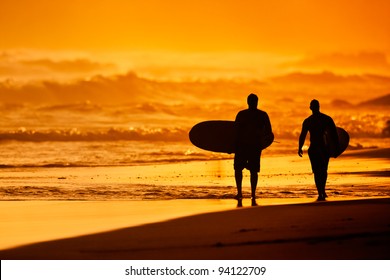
[[189, 120, 274, 154], [324, 126, 350, 158]]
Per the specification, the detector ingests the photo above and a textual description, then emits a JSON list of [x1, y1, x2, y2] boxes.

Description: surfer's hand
[[298, 148, 303, 157]]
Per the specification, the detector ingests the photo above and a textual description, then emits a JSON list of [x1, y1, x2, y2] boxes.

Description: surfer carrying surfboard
[[298, 99, 339, 201], [234, 93, 273, 206]]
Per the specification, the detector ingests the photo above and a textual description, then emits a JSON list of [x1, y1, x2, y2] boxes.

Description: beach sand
[[0, 197, 389, 260]]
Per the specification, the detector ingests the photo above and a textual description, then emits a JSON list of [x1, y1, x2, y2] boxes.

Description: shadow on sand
[[0, 198, 389, 260]]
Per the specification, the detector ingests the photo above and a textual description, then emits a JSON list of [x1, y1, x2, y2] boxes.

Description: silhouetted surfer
[[234, 93, 273, 206], [298, 99, 339, 201]]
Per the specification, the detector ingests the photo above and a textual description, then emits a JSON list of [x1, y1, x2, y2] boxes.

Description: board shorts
[[234, 146, 261, 172], [308, 146, 329, 173]]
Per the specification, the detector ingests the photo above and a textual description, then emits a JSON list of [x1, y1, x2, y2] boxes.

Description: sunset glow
[[1, 0, 390, 52], [0, 0, 389, 149], [0, 1, 389, 263], [0, 0, 389, 81]]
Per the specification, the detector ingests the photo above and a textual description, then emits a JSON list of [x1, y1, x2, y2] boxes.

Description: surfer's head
[[310, 99, 320, 113], [247, 93, 258, 109]]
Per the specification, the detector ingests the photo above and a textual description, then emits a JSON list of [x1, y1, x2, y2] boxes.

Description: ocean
[[0, 75, 389, 201]]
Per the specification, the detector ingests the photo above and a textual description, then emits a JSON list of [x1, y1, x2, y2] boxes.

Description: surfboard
[[324, 126, 350, 158], [189, 120, 274, 154]]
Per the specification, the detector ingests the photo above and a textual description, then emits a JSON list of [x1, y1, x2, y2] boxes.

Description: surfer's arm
[[298, 121, 308, 157]]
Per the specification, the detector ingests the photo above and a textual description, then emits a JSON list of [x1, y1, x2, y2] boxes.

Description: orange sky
[[0, 0, 390, 82], [1, 0, 389, 54]]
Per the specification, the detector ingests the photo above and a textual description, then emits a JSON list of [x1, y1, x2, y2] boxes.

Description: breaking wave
[[0, 122, 388, 143], [0, 127, 189, 142]]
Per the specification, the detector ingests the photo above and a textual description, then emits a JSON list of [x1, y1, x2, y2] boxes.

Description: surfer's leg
[[309, 147, 327, 200], [309, 149, 321, 199], [314, 168, 328, 200], [320, 170, 328, 198], [313, 171, 323, 200], [316, 155, 329, 200], [250, 170, 258, 198], [323, 156, 330, 198], [234, 150, 246, 199], [250, 171, 258, 206], [234, 170, 243, 199], [247, 150, 260, 201]]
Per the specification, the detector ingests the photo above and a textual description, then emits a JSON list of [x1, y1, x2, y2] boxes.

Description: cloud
[[20, 58, 116, 73], [0, 68, 389, 110], [0, 71, 265, 110], [283, 52, 390, 74], [0, 51, 118, 82], [269, 71, 381, 84], [358, 93, 390, 107]]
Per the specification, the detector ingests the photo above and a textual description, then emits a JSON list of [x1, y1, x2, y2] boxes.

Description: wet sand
[[0, 148, 389, 260], [1, 148, 389, 201]]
